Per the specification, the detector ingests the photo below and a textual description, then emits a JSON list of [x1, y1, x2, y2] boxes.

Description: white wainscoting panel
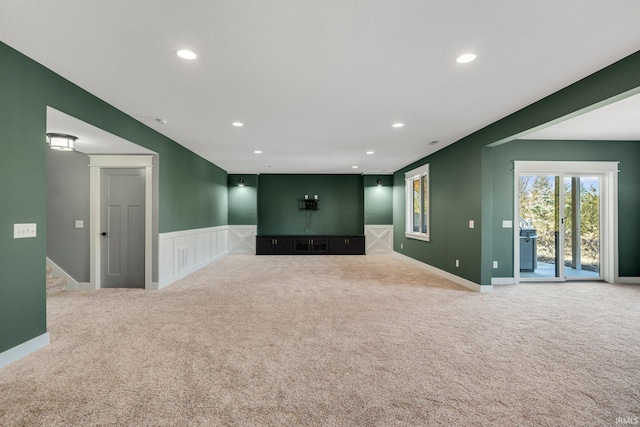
[[229, 225, 257, 255], [157, 226, 228, 289], [365, 225, 393, 254]]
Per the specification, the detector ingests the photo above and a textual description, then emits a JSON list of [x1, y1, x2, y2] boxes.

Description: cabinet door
[[328, 237, 347, 254], [256, 236, 275, 254], [346, 236, 365, 254], [294, 238, 311, 254], [274, 237, 293, 254], [311, 237, 328, 254]]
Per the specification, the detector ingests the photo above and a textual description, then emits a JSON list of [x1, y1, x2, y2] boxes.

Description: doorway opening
[[46, 107, 158, 291], [513, 161, 618, 283]]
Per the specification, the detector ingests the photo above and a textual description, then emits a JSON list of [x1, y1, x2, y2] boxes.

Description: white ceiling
[[522, 92, 640, 141], [46, 107, 156, 155], [2, 1, 640, 174]]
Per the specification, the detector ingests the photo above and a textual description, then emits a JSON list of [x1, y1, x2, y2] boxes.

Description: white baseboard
[[492, 277, 516, 285], [154, 253, 227, 290], [0, 333, 50, 369], [616, 277, 640, 284], [158, 226, 229, 290], [393, 252, 491, 293], [46, 257, 79, 290]]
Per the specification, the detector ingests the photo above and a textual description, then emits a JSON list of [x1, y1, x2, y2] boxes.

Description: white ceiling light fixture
[[176, 49, 197, 60], [352, 165, 358, 169], [232, 122, 244, 127], [392, 123, 405, 128], [456, 53, 477, 63], [254, 150, 262, 154], [46, 133, 77, 151], [366, 151, 374, 154]]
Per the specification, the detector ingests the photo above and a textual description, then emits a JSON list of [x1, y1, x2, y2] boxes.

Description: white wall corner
[[393, 252, 491, 293], [364, 225, 393, 254], [228, 225, 257, 255], [0, 333, 50, 369]]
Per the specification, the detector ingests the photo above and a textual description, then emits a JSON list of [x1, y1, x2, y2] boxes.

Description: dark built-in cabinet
[[256, 235, 365, 255]]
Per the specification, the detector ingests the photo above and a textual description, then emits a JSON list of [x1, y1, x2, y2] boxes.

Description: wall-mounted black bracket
[[299, 199, 319, 211]]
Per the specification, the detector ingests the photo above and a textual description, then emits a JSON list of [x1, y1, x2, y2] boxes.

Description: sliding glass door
[[518, 174, 601, 282]]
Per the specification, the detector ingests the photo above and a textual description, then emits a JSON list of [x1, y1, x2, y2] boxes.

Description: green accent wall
[[393, 50, 640, 286], [257, 175, 364, 235], [228, 174, 258, 225], [0, 42, 227, 354], [394, 141, 483, 282], [364, 175, 393, 224], [490, 139, 640, 278]]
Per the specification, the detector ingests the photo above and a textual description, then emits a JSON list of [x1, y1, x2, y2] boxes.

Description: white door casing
[[513, 161, 618, 284], [90, 155, 153, 289]]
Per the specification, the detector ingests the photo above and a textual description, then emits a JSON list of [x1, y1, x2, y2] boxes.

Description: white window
[[405, 164, 430, 241]]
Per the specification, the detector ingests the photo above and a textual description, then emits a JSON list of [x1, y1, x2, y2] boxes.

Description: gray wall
[[47, 150, 161, 284], [47, 149, 90, 281]]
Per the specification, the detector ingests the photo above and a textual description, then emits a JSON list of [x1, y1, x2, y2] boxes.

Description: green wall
[[0, 42, 227, 354], [231, 173, 390, 229], [228, 174, 258, 225], [364, 175, 393, 224], [490, 139, 640, 278], [393, 50, 640, 286], [257, 175, 364, 235], [394, 141, 483, 282]]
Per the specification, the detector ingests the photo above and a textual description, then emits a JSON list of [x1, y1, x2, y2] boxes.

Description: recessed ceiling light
[[352, 166, 358, 169], [456, 53, 476, 64], [177, 49, 197, 60], [232, 122, 244, 127], [428, 140, 440, 145], [254, 150, 262, 154], [392, 123, 405, 128], [366, 151, 374, 154]]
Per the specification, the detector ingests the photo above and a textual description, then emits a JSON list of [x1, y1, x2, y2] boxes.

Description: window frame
[[405, 164, 430, 242]]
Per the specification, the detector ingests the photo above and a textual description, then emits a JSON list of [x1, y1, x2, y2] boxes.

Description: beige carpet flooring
[[1, 255, 639, 426]]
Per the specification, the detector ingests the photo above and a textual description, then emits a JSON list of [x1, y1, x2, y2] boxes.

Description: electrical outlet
[[14, 223, 37, 239], [469, 220, 475, 228], [493, 261, 498, 269], [400, 244, 403, 249], [455, 259, 459, 267], [502, 220, 513, 228]]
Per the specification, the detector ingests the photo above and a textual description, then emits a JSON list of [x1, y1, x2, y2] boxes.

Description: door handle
[[100, 232, 109, 238]]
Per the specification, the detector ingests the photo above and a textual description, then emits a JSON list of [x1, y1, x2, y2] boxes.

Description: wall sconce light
[[238, 178, 245, 187], [46, 133, 77, 151], [376, 179, 382, 186]]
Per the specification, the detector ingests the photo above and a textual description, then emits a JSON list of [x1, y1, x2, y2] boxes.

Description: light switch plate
[[469, 220, 475, 228], [502, 220, 513, 228], [75, 220, 84, 229], [14, 223, 37, 238]]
